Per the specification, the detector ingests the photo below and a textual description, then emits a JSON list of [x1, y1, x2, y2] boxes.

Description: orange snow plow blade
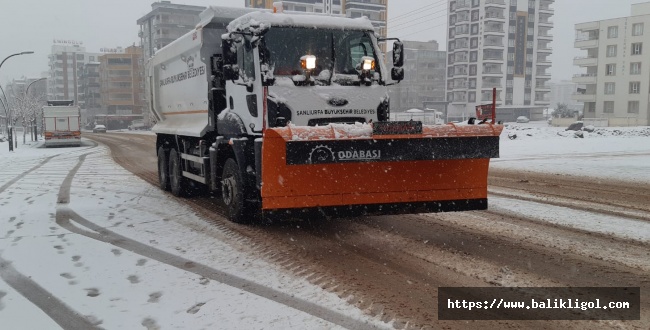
[[261, 123, 503, 216]]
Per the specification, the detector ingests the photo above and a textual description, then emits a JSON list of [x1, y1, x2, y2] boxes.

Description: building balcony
[[485, 29, 505, 35], [485, 0, 506, 6], [572, 73, 597, 84], [538, 20, 553, 27], [483, 56, 505, 63], [482, 70, 503, 76], [536, 71, 551, 77], [576, 21, 599, 32], [537, 60, 552, 67], [535, 84, 551, 90], [539, 6, 554, 14], [573, 56, 598, 67], [485, 14, 506, 21], [537, 33, 553, 40], [572, 93, 596, 102], [484, 42, 504, 48], [537, 47, 553, 53], [575, 38, 599, 49]]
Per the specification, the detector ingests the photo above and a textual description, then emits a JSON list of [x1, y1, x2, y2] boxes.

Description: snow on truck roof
[[227, 11, 374, 32]]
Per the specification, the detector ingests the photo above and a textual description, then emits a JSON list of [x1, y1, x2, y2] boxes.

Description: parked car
[[93, 124, 107, 133], [128, 119, 148, 130], [516, 116, 530, 123]]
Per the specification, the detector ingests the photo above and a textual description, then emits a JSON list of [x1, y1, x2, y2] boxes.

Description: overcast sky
[[0, 0, 647, 84]]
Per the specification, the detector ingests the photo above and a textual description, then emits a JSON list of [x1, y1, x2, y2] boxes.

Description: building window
[[632, 23, 644, 36], [606, 45, 617, 57], [629, 81, 640, 94], [604, 82, 615, 94], [630, 62, 642, 74], [469, 78, 477, 88], [468, 91, 476, 102], [469, 64, 477, 75], [472, 0, 480, 7], [628, 101, 639, 113], [632, 42, 643, 55], [608, 26, 618, 38], [471, 10, 479, 21], [603, 101, 614, 113], [606, 64, 616, 76]]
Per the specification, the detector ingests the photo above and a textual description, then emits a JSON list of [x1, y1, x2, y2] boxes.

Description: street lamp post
[[0, 51, 35, 151]]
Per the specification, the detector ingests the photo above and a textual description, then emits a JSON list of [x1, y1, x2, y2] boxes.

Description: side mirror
[[392, 41, 404, 67], [222, 38, 239, 80], [391, 67, 404, 81]]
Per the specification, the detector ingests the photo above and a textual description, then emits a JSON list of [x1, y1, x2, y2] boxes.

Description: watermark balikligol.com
[[438, 287, 640, 320]]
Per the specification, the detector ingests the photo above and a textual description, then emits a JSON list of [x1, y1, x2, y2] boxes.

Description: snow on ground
[[0, 139, 387, 329], [495, 121, 650, 183], [1, 123, 649, 328]]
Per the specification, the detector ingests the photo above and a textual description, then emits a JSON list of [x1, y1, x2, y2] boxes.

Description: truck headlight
[[301, 55, 316, 70], [362, 57, 375, 71]]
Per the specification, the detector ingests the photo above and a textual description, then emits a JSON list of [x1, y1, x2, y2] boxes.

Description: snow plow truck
[[147, 4, 503, 223]]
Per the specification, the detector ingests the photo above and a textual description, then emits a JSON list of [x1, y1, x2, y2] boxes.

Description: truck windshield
[[261, 27, 378, 83]]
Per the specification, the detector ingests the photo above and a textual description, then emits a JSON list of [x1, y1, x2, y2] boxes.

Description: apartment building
[[80, 62, 101, 126], [446, 0, 554, 122], [97, 46, 145, 129], [572, 2, 650, 126], [388, 40, 447, 112], [246, 0, 387, 37], [137, 1, 206, 61], [47, 42, 101, 107]]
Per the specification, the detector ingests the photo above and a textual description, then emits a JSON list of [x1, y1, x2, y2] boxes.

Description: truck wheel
[[157, 146, 170, 191], [169, 149, 187, 197], [221, 158, 249, 223]]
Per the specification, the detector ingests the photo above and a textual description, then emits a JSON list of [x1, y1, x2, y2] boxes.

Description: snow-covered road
[[0, 140, 386, 329]]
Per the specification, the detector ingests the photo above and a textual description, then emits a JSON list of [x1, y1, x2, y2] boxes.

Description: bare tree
[[7, 90, 47, 142]]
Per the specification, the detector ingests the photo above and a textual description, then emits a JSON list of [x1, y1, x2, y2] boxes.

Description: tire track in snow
[[55, 151, 381, 330], [0, 155, 57, 195], [0, 256, 100, 329]]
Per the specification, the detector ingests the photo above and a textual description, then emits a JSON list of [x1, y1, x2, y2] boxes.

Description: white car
[[92, 124, 107, 133], [516, 116, 530, 123]]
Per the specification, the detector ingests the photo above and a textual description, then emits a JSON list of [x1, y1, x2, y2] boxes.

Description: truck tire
[[169, 149, 188, 197], [158, 146, 170, 191], [221, 158, 250, 223]]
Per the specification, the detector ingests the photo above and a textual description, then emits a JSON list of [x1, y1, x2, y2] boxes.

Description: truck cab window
[[262, 28, 379, 83], [237, 38, 255, 81]]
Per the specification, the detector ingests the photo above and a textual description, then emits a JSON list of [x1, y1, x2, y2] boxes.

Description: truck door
[[224, 36, 264, 135]]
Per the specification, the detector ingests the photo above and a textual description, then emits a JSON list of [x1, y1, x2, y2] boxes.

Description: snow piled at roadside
[[495, 122, 650, 183]]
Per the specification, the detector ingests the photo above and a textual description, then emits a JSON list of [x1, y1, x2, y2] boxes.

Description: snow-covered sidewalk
[[494, 123, 650, 183], [0, 140, 386, 329]]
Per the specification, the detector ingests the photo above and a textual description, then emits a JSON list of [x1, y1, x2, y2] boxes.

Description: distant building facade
[[81, 62, 101, 126], [47, 42, 101, 107], [549, 80, 581, 111], [97, 46, 146, 129], [572, 2, 650, 126], [446, 0, 554, 122], [137, 1, 206, 61], [388, 40, 447, 113], [246, 0, 387, 38]]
